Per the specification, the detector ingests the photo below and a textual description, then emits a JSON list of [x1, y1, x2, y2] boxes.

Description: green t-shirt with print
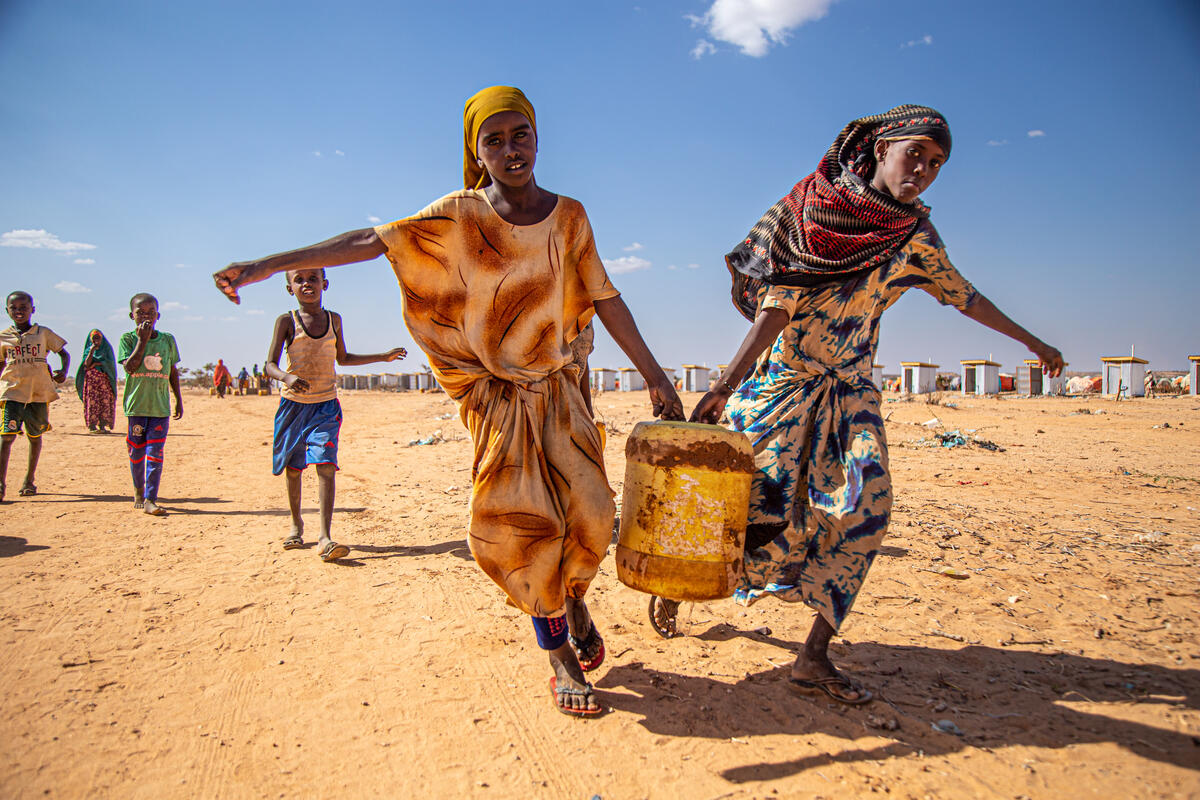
[[117, 330, 180, 418]]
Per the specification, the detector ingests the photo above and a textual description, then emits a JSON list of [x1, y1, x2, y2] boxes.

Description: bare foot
[[548, 641, 600, 715], [143, 499, 167, 517], [133, 496, 144, 509]]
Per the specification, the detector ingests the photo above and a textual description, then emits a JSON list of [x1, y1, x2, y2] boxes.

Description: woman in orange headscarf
[[213, 86, 683, 717]]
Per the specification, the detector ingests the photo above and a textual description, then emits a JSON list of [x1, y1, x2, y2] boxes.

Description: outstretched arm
[[690, 307, 789, 424], [961, 294, 1063, 377], [213, 228, 386, 304], [593, 296, 684, 420], [330, 313, 407, 366]]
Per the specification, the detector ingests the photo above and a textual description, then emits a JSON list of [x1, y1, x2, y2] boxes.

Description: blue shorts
[[272, 398, 342, 475]]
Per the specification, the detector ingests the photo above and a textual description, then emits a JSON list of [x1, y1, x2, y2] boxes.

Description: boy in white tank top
[[265, 268, 406, 561]]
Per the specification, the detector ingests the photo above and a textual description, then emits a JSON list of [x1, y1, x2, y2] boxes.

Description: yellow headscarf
[[463, 86, 537, 190]]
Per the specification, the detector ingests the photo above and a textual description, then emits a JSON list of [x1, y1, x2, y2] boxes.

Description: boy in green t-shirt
[[117, 293, 183, 516]]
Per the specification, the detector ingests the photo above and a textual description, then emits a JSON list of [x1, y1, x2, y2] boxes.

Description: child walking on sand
[[214, 86, 684, 717], [266, 267, 406, 562], [118, 293, 183, 516], [0, 291, 70, 501]]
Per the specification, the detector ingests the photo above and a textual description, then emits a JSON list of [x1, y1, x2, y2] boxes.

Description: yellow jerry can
[[616, 420, 754, 601]]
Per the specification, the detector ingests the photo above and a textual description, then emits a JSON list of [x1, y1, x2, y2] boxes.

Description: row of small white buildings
[[339, 354, 1200, 398], [898, 353, 1199, 397]]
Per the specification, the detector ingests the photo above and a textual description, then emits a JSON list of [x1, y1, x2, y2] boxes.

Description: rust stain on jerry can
[[616, 420, 755, 601]]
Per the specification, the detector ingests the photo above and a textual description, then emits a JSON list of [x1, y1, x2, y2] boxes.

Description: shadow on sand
[[596, 623, 1199, 781], [348, 539, 473, 562], [0, 536, 51, 558]]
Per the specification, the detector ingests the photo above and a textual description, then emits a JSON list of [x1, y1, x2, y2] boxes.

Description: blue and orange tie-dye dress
[[726, 219, 978, 630]]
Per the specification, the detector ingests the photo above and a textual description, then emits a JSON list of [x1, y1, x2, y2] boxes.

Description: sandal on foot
[[319, 541, 350, 562], [787, 672, 873, 706], [18, 484, 37, 497], [648, 596, 680, 639], [549, 676, 603, 718], [282, 534, 304, 550], [568, 623, 606, 672]]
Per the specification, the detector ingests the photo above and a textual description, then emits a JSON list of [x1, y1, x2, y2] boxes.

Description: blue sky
[[3, 0, 1198, 378]]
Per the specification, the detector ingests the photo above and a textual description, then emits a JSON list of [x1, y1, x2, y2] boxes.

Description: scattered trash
[[935, 567, 970, 579], [922, 417, 943, 428], [931, 719, 963, 736], [907, 429, 1005, 451], [938, 431, 967, 447], [408, 429, 444, 446], [1152, 422, 1172, 429], [752, 626, 772, 636], [942, 402, 958, 409]]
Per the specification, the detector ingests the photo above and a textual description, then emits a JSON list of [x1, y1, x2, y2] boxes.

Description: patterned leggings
[[127, 416, 169, 501]]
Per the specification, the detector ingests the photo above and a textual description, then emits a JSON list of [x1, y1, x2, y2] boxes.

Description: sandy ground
[[1, 386, 1198, 799]]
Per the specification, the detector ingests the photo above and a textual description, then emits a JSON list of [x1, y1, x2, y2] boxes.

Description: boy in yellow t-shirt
[[0, 291, 70, 501]]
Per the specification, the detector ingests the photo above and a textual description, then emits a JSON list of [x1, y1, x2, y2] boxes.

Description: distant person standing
[[118, 293, 183, 516], [0, 291, 70, 501], [236, 366, 250, 395], [212, 359, 231, 398], [75, 329, 117, 433]]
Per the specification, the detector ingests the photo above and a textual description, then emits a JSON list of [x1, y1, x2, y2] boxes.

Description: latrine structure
[[960, 359, 1001, 396], [900, 361, 939, 394], [1100, 355, 1147, 397]]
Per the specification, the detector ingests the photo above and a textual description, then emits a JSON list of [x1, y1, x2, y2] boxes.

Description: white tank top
[[282, 310, 337, 403]]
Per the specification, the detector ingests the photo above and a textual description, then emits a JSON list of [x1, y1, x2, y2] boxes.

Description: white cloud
[[183, 315, 204, 322], [313, 150, 323, 157], [686, 263, 700, 270], [159, 301, 188, 311], [367, 215, 381, 224], [335, 150, 345, 157], [688, 0, 836, 58], [603, 255, 652, 274], [218, 315, 237, 322], [107, 307, 129, 322], [667, 264, 679, 271], [623, 242, 644, 252], [690, 39, 717, 59], [74, 257, 95, 264], [245, 309, 266, 315], [175, 263, 189, 269], [1028, 129, 1046, 138], [54, 280, 91, 294], [986, 139, 1009, 147], [1, 229, 97, 253], [902, 34, 933, 48]]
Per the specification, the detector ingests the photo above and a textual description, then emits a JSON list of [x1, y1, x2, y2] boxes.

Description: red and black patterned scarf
[[727, 105, 952, 321]]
